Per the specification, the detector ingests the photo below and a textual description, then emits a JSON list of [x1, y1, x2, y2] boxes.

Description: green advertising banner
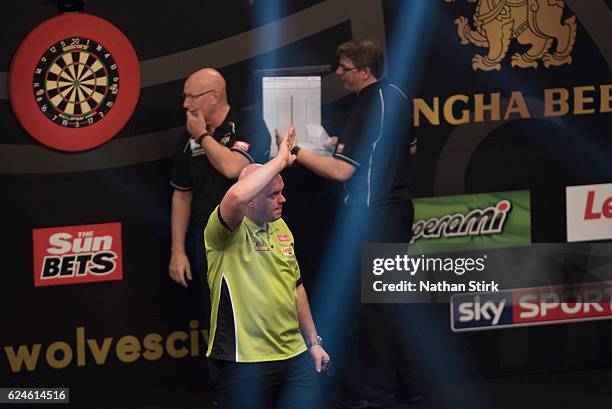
[[410, 190, 531, 253]]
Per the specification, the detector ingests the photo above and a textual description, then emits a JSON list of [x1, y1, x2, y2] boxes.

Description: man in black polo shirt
[[169, 68, 269, 329], [282, 40, 417, 408]]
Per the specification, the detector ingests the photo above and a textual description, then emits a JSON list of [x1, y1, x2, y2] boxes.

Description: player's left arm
[[296, 283, 330, 373]]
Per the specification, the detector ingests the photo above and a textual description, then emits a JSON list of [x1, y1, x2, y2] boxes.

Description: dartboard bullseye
[[9, 14, 140, 151], [34, 37, 120, 128]]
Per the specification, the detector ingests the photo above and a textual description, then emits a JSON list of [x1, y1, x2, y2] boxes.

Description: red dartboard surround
[[9, 13, 140, 152]]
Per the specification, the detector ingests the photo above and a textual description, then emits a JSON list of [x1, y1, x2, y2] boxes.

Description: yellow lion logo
[[445, 0, 577, 71]]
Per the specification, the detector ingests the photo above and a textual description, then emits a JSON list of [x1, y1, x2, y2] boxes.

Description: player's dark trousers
[[186, 223, 215, 397], [208, 352, 322, 409], [186, 222, 211, 327]]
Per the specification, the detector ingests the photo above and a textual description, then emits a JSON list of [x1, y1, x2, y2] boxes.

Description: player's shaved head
[[239, 164, 262, 180], [188, 68, 227, 101], [239, 164, 283, 184]]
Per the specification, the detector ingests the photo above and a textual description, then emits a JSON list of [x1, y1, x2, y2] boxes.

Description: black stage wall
[[1, 0, 611, 404]]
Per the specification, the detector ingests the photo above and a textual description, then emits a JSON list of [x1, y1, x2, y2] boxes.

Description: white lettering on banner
[[566, 183, 612, 242], [458, 296, 506, 326], [32, 223, 123, 286], [411, 200, 511, 243], [518, 291, 609, 319], [47, 232, 113, 254]]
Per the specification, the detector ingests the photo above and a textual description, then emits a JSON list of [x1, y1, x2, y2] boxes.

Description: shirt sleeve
[[387, 84, 417, 148], [204, 206, 240, 251], [170, 133, 193, 191], [333, 97, 380, 168], [288, 234, 302, 284], [293, 252, 302, 284], [229, 110, 271, 164]]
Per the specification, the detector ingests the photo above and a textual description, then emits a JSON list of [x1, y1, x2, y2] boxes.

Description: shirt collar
[[243, 216, 280, 234], [359, 79, 385, 96], [216, 106, 236, 134]]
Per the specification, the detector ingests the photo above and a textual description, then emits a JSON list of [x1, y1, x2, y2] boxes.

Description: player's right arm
[[169, 190, 192, 287]]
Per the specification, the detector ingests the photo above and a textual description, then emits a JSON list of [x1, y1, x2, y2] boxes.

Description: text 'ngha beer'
[[32, 222, 123, 287], [412, 84, 612, 127]]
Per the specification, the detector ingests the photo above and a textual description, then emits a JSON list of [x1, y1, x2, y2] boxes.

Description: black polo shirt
[[333, 80, 417, 207], [170, 107, 270, 224]]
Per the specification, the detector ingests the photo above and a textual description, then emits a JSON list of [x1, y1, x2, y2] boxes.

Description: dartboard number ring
[[33, 37, 119, 129], [9, 13, 140, 152]]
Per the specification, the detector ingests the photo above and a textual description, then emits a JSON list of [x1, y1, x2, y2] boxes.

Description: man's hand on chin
[[186, 109, 207, 138]]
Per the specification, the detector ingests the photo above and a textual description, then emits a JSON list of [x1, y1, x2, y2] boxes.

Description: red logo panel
[[232, 140, 251, 152], [33, 222, 123, 287], [276, 234, 291, 242], [513, 282, 612, 324], [9, 14, 140, 151]]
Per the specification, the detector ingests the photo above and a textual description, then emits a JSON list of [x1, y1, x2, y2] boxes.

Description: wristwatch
[[195, 132, 212, 145], [291, 146, 301, 156], [306, 335, 323, 348]]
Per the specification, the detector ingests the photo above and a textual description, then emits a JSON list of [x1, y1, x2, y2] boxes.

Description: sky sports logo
[[451, 282, 612, 332], [32, 222, 123, 287]]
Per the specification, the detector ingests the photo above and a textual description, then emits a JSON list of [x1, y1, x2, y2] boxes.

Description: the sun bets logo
[[33, 222, 123, 287]]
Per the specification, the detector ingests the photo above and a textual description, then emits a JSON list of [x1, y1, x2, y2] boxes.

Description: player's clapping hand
[[276, 127, 297, 168], [275, 127, 297, 149]]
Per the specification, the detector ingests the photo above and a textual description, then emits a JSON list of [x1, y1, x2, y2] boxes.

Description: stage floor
[[25, 366, 611, 409]]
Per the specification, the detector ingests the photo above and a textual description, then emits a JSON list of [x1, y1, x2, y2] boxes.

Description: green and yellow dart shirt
[[204, 206, 307, 362]]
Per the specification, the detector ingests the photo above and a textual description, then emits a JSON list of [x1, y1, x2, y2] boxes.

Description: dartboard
[[9, 14, 140, 151], [33, 37, 119, 128]]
